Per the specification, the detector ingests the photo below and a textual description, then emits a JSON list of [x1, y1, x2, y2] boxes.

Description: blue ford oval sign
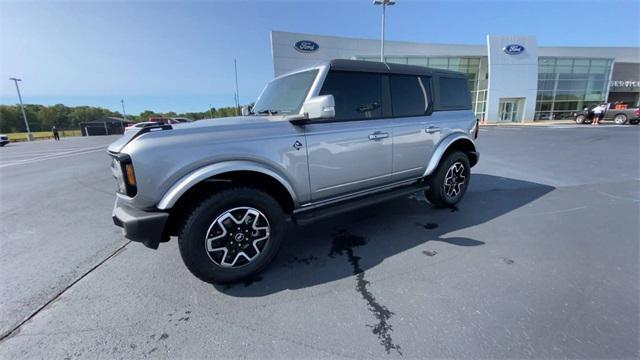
[[503, 44, 525, 55], [294, 40, 319, 53]]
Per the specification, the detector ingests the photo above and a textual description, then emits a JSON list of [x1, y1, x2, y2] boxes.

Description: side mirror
[[302, 95, 335, 120], [241, 105, 251, 116]]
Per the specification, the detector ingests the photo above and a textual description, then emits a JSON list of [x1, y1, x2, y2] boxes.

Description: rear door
[[304, 70, 394, 201], [389, 75, 438, 180]]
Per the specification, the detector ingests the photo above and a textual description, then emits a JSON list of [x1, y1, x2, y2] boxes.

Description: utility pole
[[120, 99, 127, 133], [9, 77, 32, 141], [234, 58, 240, 116], [373, 0, 396, 62], [209, 104, 213, 118]]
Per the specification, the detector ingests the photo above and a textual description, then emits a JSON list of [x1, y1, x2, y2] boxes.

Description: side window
[[389, 75, 430, 117], [438, 77, 472, 110], [319, 71, 383, 121]]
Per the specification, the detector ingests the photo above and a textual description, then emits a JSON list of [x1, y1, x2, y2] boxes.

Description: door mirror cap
[[302, 95, 335, 120]]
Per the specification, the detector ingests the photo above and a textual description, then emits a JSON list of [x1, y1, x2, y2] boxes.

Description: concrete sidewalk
[[480, 120, 575, 127]]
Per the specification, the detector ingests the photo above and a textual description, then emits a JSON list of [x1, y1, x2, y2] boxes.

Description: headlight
[[111, 155, 137, 197]]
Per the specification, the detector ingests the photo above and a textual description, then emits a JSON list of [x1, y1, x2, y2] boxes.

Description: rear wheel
[[425, 151, 471, 208], [178, 187, 285, 284], [613, 114, 628, 125]]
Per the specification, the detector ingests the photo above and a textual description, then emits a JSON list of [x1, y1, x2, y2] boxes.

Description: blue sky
[[1, 0, 638, 115]]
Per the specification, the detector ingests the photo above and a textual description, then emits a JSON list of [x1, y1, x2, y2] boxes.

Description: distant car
[[0, 134, 9, 147], [574, 106, 640, 125], [124, 121, 161, 134], [170, 117, 193, 123]]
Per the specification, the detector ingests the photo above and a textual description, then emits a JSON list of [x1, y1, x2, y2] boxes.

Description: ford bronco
[[109, 59, 479, 283]]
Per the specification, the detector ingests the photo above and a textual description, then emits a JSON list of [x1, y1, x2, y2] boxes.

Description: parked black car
[[0, 134, 9, 147]]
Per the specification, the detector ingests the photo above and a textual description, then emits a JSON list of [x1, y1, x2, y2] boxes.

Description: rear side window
[[319, 71, 383, 120], [389, 75, 430, 117], [438, 77, 471, 110]]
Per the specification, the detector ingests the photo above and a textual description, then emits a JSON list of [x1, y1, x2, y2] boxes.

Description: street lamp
[[120, 99, 127, 121], [120, 99, 127, 133], [9, 77, 32, 141], [373, 0, 396, 63]]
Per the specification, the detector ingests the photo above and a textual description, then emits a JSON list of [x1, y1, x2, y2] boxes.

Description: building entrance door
[[498, 98, 525, 122]]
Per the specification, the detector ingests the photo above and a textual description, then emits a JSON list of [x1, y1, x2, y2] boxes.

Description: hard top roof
[[328, 59, 467, 78]]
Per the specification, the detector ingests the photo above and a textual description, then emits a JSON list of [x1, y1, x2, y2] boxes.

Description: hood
[[107, 115, 288, 154]]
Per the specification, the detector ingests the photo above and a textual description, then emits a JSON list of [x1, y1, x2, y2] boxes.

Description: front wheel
[[613, 114, 628, 125], [575, 114, 587, 124], [425, 151, 471, 208], [178, 187, 285, 284]]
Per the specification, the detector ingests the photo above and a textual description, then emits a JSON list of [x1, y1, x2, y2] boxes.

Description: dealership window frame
[[535, 57, 614, 120]]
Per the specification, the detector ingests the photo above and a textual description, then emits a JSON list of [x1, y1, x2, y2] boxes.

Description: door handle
[[368, 131, 389, 141], [425, 126, 441, 134]]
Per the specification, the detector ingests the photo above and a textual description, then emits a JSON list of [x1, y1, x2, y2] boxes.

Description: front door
[[305, 70, 393, 201], [498, 98, 524, 122]]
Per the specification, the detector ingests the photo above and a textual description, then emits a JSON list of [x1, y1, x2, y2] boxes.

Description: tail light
[[635, 109, 640, 116]]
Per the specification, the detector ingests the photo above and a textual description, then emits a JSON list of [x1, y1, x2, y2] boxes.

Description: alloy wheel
[[204, 207, 270, 268], [443, 162, 466, 199]]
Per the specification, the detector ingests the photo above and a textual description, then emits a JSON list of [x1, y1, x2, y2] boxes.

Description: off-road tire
[[178, 187, 285, 284], [425, 151, 471, 208]]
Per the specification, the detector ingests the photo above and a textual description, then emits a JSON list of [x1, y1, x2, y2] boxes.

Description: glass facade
[[536, 57, 613, 120], [358, 56, 488, 120]]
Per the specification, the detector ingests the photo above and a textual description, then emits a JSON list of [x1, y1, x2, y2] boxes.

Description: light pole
[[234, 58, 240, 116], [9, 77, 32, 141], [120, 99, 127, 121], [373, 0, 396, 63], [120, 99, 127, 133]]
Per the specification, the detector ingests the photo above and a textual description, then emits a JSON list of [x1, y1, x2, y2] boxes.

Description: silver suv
[[109, 59, 479, 283]]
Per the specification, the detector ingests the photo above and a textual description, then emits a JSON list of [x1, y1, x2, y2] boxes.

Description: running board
[[292, 182, 427, 225]]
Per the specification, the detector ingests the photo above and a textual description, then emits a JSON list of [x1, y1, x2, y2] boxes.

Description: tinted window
[[390, 75, 430, 117], [439, 77, 471, 109], [319, 71, 383, 120]]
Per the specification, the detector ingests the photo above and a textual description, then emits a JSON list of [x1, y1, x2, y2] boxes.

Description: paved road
[[0, 127, 638, 359]]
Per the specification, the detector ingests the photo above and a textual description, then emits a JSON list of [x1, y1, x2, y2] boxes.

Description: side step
[[292, 182, 427, 225]]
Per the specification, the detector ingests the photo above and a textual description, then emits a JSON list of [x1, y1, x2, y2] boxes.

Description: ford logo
[[294, 40, 319, 53], [503, 44, 525, 55]]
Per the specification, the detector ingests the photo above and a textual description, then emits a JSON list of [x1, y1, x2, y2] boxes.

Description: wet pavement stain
[[417, 223, 439, 230], [330, 230, 402, 355], [422, 250, 438, 257], [285, 255, 318, 267], [501, 257, 515, 265], [223, 274, 263, 290]]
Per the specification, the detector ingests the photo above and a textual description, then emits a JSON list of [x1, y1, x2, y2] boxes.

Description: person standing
[[52, 126, 60, 141], [592, 104, 604, 125]]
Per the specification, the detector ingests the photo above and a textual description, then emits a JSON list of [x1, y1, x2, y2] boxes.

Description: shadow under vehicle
[[215, 174, 555, 297]]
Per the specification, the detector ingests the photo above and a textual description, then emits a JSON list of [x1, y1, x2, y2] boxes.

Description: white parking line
[[0, 146, 107, 168]]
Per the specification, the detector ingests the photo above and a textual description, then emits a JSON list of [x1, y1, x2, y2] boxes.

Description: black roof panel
[[329, 59, 466, 78]]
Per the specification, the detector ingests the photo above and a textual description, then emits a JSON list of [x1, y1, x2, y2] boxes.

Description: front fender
[[424, 133, 477, 177], [157, 160, 297, 210]]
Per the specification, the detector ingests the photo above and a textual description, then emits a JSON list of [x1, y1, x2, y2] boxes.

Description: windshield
[[253, 69, 318, 115]]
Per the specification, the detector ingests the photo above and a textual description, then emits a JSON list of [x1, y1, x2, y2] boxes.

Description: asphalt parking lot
[[0, 125, 638, 359]]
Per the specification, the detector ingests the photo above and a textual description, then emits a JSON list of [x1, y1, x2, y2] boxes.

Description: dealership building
[[271, 31, 639, 123]]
